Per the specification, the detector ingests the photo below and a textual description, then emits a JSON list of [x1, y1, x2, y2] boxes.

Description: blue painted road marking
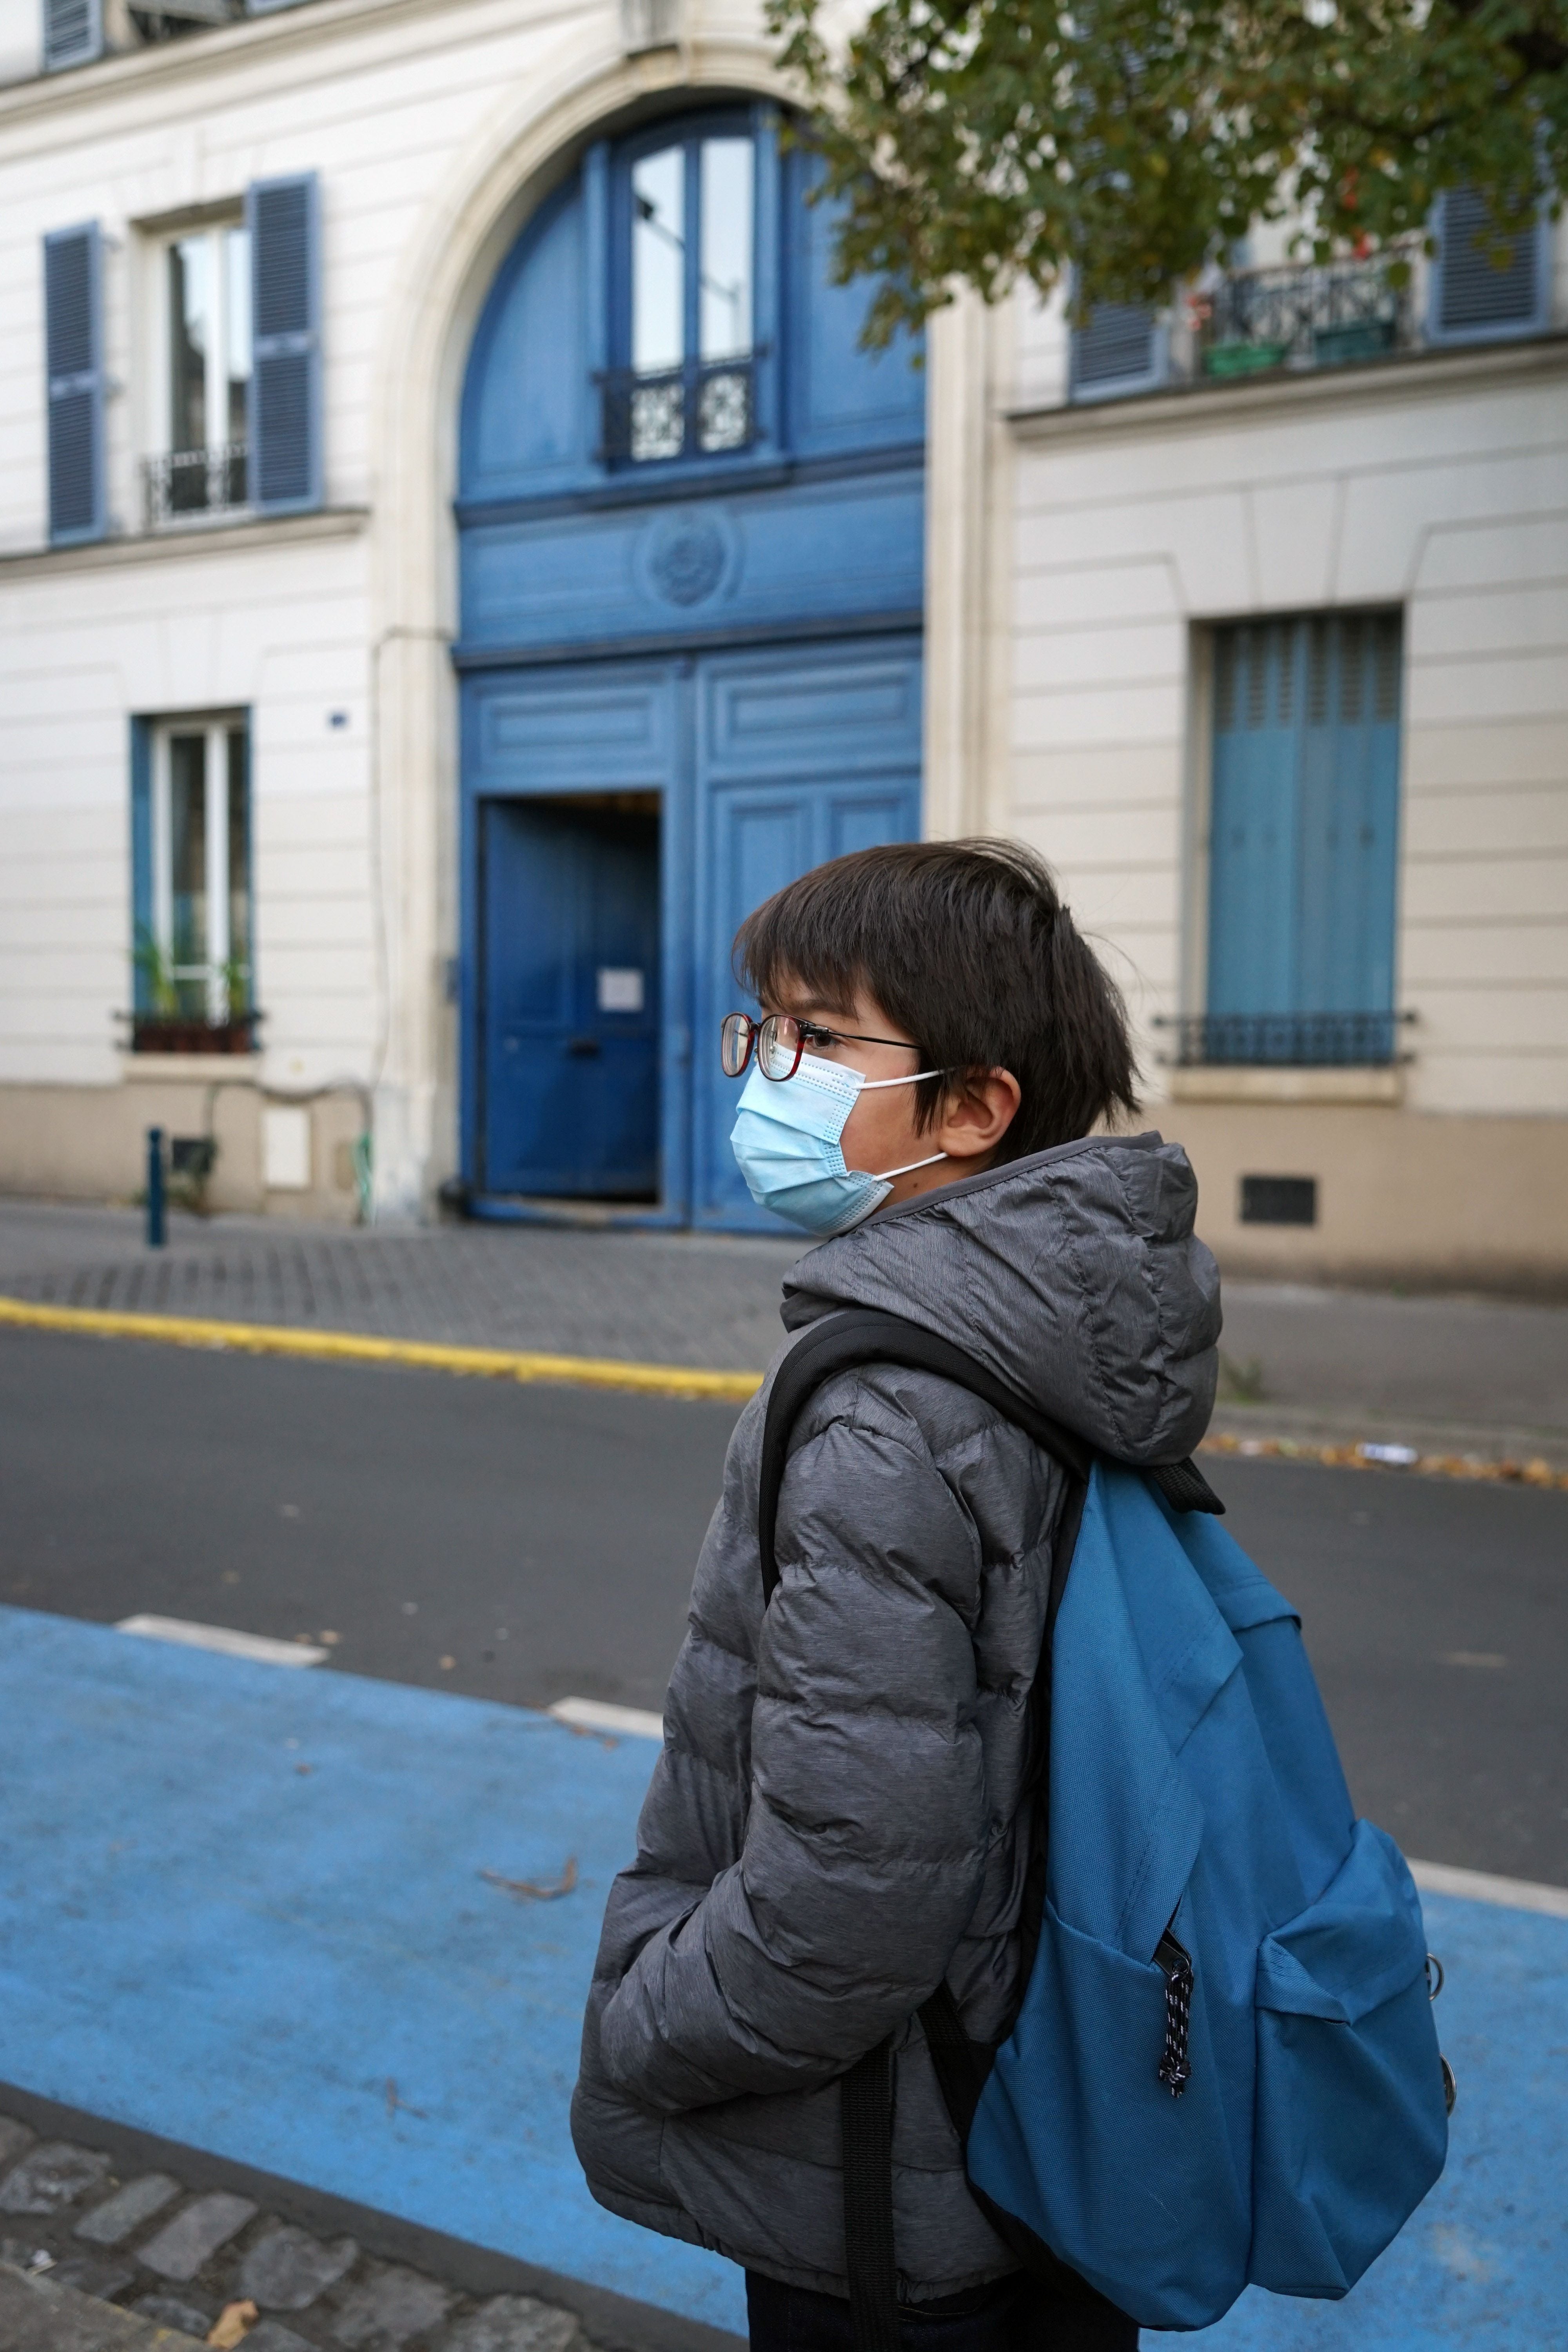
[[0, 1602, 1563, 2346], [0, 1605, 747, 2337]]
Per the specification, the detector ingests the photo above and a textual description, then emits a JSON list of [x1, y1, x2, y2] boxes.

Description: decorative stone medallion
[[638, 508, 739, 610]]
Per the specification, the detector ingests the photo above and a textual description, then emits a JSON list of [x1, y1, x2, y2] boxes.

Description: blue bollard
[[146, 1127, 166, 1249]]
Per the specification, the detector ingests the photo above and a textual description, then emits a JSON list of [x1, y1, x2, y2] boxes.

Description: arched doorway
[[455, 102, 924, 1228]]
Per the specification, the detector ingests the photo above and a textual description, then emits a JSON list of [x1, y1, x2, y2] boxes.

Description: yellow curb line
[[1200, 1429, 1568, 1492], [4, 1295, 1561, 1481], [0, 1295, 765, 1404]]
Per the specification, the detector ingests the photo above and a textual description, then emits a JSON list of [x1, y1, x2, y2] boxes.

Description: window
[[146, 221, 251, 525], [135, 717, 253, 1042], [1197, 613, 1404, 1066], [605, 121, 757, 465]]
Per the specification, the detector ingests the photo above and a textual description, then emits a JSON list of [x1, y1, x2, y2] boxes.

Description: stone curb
[[0, 2101, 742, 2352], [0, 2260, 205, 2350]]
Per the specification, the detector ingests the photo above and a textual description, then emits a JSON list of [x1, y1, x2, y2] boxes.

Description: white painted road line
[[550, 1695, 665, 1742], [1410, 1858, 1568, 1918], [116, 1616, 330, 1668]]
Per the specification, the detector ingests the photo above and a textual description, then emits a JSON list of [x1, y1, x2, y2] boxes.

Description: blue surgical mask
[[729, 1053, 948, 1236]]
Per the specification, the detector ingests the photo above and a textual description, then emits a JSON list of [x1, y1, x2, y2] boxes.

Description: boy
[[572, 840, 1220, 2350]]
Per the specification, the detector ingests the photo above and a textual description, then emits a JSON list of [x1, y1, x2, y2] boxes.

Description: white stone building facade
[[1, 0, 1564, 1285]]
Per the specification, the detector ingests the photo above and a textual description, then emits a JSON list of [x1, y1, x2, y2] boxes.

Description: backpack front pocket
[[1250, 1817, 1449, 2297], [967, 1896, 1252, 2331]]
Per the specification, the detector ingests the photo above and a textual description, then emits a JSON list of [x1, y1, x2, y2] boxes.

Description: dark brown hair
[[733, 839, 1138, 1160]]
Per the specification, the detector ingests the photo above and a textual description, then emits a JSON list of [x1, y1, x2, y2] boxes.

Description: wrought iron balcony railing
[[1192, 249, 1418, 379], [599, 358, 756, 466], [143, 444, 249, 528], [1156, 1012, 1415, 1067]]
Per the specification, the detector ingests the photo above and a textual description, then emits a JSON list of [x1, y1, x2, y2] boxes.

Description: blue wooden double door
[[465, 635, 922, 1227]]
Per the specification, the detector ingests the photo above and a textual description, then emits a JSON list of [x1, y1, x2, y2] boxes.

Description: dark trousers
[[744, 2270, 1139, 2352]]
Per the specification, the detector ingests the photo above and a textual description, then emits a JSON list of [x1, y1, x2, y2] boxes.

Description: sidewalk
[[2, 1198, 1566, 1466]]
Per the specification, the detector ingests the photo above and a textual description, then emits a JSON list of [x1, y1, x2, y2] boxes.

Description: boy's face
[[768, 980, 1022, 1211]]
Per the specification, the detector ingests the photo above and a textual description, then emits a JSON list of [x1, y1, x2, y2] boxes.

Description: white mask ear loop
[[875, 1149, 947, 1182], [853, 1066, 951, 1186]]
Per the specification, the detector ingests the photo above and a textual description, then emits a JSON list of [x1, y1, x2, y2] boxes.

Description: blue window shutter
[[130, 717, 153, 1013], [44, 0, 102, 69], [44, 223, 105, 545], [1208, 613, 1402, 1056], [247, 172, 321, 512], [1432, 187, 1544, 340], [1071, 302, 1163, 400]]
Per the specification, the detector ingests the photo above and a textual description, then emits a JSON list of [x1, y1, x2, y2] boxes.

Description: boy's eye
[[800, 1023, 837, 1048]]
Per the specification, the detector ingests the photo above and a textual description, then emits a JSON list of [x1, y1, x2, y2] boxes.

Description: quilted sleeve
[[595, 1396, 988, 2113]]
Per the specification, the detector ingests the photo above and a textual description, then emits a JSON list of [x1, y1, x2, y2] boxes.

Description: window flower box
[[129, 1013, 261, 1056], [1203, 338, 1290, 378]]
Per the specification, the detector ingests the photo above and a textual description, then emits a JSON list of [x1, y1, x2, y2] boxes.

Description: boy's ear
[[935, 1069, 1022, 1163]]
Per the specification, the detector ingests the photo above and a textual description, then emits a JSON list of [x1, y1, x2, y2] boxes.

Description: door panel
[[482, 799, 661, 1198], [693, 638, 922, 1229]]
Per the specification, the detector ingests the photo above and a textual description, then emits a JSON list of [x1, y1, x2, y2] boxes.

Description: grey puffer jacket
[[572, 1132, 1220, 2302]]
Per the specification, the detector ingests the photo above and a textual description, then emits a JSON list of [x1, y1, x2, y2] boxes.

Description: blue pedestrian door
[[462, 636, 921, 1225], [482, 797, 661, 1198], [1208, 612, 1403, 1041]]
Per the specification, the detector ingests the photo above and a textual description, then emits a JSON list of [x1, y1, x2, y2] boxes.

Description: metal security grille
[[1202, 611, 1405, 1064], [1199, 250, 1416, 376], [143, 446, 249, 527], [599, 358, 756, 465]]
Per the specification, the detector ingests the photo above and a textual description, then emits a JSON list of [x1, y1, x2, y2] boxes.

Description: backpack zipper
[[1154, 1925, 1194, 2097]]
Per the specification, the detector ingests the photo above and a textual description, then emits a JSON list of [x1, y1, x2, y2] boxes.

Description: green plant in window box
[[130, 926, 260, 1056], [1313, 318, 1396, 366], [1203, 339, 1290, 377]]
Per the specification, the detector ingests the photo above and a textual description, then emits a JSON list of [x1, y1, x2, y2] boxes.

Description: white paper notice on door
[[597, 967, 646, 1013]]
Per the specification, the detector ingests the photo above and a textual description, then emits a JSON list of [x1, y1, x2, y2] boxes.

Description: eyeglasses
[[720, 1010, 921, 1082]]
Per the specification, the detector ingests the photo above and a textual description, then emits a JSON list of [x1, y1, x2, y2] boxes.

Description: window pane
[[168, 733, 208, 1009], [632, 145, 684, 374], [700, 137, 753, 360], [169, 237, 209, 454], [224, 225, 252, 452], [227, 728, 251, 1002]]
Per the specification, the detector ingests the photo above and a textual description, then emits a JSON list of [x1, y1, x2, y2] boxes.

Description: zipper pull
[[1154, 1924, 1194, 2098]]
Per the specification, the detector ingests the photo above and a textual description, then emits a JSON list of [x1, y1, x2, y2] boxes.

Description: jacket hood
[[779, 1131, 1220, 1465]]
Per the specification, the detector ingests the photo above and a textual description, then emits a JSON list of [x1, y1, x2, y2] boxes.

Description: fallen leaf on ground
[[386, 2076, 428, 2120], [208, 2301, 259, 2348], [482, 1857, 579, 1901]]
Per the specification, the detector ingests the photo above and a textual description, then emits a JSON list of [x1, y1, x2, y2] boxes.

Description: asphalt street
[[4, 1325, 1565, 1886]]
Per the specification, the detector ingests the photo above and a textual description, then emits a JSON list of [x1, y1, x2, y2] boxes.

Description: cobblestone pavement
[[0, 2114, 606, 2352], [2, 1198, 1566, 1462], [0, 1202, 804, 1372]]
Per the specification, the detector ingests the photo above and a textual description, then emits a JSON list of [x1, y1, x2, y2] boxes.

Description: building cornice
[[0, 505, 369, 580], [1006, 331, 1568, 444], [0, 0, 638, 139]]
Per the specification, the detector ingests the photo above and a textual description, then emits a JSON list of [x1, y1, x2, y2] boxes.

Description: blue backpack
[[759, 1310, 1451, 2347]]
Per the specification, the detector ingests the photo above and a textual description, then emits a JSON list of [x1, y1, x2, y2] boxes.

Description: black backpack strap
[[840, 2039, 902, 2352], [1149, 1455, 1225, 1516], [758, 1308, 1094, 1607]]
